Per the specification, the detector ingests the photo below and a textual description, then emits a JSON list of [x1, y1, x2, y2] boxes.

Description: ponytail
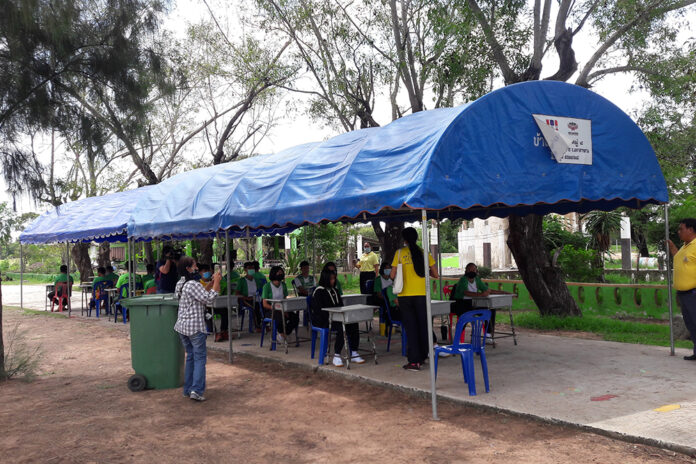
[[402, 227, 425, 277]]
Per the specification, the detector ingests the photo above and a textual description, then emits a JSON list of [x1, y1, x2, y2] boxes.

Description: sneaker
[[351, 351, 365, 364], [332, 355, 344, 367], [189, 391, 206, 402], [403, 362, 420, 371], [684, 354, 696, 361], [277, 333, 285, 343], [485, 333, 492, 339]]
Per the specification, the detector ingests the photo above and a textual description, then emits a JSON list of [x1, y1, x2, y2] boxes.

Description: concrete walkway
[[7, 284, 696, 455]]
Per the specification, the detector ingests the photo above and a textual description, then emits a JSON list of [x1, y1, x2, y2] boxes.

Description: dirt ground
[[1, 308, 694, 464]]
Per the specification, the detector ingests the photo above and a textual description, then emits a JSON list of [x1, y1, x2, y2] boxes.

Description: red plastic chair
[[50, 281, 70, 312], [145, 286, 157, 294]]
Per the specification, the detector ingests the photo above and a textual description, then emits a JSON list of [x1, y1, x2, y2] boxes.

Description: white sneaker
[[276, 333, 285, 343], [351, 351, 366, 364], [332, 355, 344, 367], [485, 333, 492, 339]]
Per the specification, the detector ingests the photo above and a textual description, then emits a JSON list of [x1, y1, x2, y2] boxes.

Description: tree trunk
[[71, 243, 93, 282], [197, 239, 214, 265], [0, 276, 5, 381], [506, 214, 581, 316], [144, 242, 154, 265], [372, 220, 404, 265], [97, 242, 111, 268]]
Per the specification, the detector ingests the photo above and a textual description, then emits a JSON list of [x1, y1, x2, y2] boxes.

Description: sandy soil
[[0, 308, 693, 464]]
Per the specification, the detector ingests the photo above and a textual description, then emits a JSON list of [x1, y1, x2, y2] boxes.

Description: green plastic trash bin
[[121, 295, 183, 391]]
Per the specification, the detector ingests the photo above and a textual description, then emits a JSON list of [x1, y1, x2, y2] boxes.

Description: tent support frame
[[19, 243, 23, 310], [225, 229, 234, 363], [665, 205, 675, 356], [422, 210, 439, 420]]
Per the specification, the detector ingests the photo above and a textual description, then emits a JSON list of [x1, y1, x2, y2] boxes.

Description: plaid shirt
[[174, 277, 218, 336]]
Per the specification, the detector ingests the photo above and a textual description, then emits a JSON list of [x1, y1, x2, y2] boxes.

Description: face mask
[[247, 270, 255, 276], [364, 247, 371, 253], [277, 275, 285, 281], [465, 271, 477, 279], [383, 269, 391, 276], [202, 272, 212, 279]]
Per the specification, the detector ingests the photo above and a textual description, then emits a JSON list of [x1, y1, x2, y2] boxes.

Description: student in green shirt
[[142, 263, 155, 286], [116, 262, 143, 297], [322, 262, 343, 295], [252, 260, 267, 288], [220, 269, 241, 295], [143, 278, 157, 293], [261, 266, 297, 342], [48, 265, 74, 308], [104, 265, 119, 287], [237, 262, 262, 330], [92, 266, 109, 287]]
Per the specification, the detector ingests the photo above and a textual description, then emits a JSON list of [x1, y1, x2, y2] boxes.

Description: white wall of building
[[457, 217, 515, 270]]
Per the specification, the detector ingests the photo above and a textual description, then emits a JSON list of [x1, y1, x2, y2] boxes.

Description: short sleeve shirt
[[391, 247, 435, 297], [674, 241, 696, 291], [237, 277, 258, 297], [359, 251, 379, 272], [293, 275, 316, 290], [262, 282, 288, 300]]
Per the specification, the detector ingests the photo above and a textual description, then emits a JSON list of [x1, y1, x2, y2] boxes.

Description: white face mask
[[364, 247, 371, 253], [383, 269, 391, 276]]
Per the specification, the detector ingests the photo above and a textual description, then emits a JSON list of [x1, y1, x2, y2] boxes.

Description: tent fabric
[[20, 187, 154, 244], [127, 80, 668, 240]]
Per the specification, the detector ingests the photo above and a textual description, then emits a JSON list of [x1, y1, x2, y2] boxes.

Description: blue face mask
[[383, 269, 391, 277], [202, 272, 212, 279]]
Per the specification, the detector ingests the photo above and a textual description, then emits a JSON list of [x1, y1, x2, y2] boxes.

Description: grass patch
[[513, 311, 692, 349], [4, 305, 68, 318], [442, 256, 459, 268]]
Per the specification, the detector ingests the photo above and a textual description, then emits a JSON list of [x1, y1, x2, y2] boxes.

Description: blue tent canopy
[[127, 81, 668, 240], [20, 187, 155, 244]]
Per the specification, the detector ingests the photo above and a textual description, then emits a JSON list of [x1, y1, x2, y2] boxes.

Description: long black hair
[[318, 268, 336, 288], [402, 227, 424, 277], [269, 265, 284, 282], [177, 256, 197, 282]]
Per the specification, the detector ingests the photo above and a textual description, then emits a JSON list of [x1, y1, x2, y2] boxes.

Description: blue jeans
[[179, 332, 207, 395]]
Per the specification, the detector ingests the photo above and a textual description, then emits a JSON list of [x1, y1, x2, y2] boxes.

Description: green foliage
[[582, 211, 622, 253], [283, 248, 302, 275], [437, 219, 462, 253], [477, 265, 492, 279], [542, 215, 588, 254], [295, 224, 349, 267], [556, 245, 602, 283]]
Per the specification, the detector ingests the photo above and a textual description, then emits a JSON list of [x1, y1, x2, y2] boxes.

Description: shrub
[[477, 266, 492, 279], [556, 245, 602, 282], [1, 323, 43, 381]]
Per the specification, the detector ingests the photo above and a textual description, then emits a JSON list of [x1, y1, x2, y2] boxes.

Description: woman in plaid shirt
[[174, 256, 221, 401]]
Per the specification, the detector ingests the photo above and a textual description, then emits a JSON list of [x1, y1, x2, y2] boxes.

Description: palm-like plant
[[581, 210, 622, 265]]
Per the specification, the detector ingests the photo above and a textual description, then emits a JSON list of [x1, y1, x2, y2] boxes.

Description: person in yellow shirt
[[356, 241, 379, 295], [668, 218, 696, 361], [390, 227, 439, 371]]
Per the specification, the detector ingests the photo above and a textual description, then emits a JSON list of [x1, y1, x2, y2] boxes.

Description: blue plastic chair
[[90, 281, 109, 318], [434, 309, 491, 396], [114, 283, 129, 324], [381, 289, 406, 356]]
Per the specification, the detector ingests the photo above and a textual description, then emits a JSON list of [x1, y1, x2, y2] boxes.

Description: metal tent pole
[[312, 224, 317, 277], [437, 216, 443, 300], [225, 229, 234, 362], [66, 242, 72, 318], [665, 205, 675, 356], [20, 243, 23, 310], [128, 238, 133, 298], [422, 209, 438, 420], [246, 227, 251, 261]]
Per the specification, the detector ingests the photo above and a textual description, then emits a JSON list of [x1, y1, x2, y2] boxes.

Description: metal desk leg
[[281, 309, 289, 354], [507, 304, 518, 345], [326, 314, 334, 365], [295, 312, 300, 347], [366, 320, 378, 365], [342, 321, 351, 370]]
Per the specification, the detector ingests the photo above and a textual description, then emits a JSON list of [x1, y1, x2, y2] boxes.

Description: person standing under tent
[[261, 266, 298, 343], [174, 256, 221, 401], [356, 241, 379, 295], [668, 218, 696, 361], [311, 268, 365, 367], [293, 260, 316, 296], [390, 227, 440, 371], [237, 262, 262, 330], [157, 245, 180, 294]]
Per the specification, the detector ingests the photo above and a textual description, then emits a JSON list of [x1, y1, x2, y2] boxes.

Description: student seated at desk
[[47, 264, 74, 310], [322, 262, 343, 295], [292, 260, 315, 296], [142, 263, 155, 287], [89, 267, 109, 311], [237, 262, 262, 330], [373, 262, 401, 323], [116, 261, 143, 297], [452, 262, 512, 336], [311, 268, 364, 367], [105, 265, 119, 287], [261, 266, 298, 343], [252, 260, 267, 288], [199, 263, 229, 342]]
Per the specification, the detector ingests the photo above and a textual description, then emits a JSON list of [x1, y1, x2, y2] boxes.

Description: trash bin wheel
[[128, 374, 147, 392]]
